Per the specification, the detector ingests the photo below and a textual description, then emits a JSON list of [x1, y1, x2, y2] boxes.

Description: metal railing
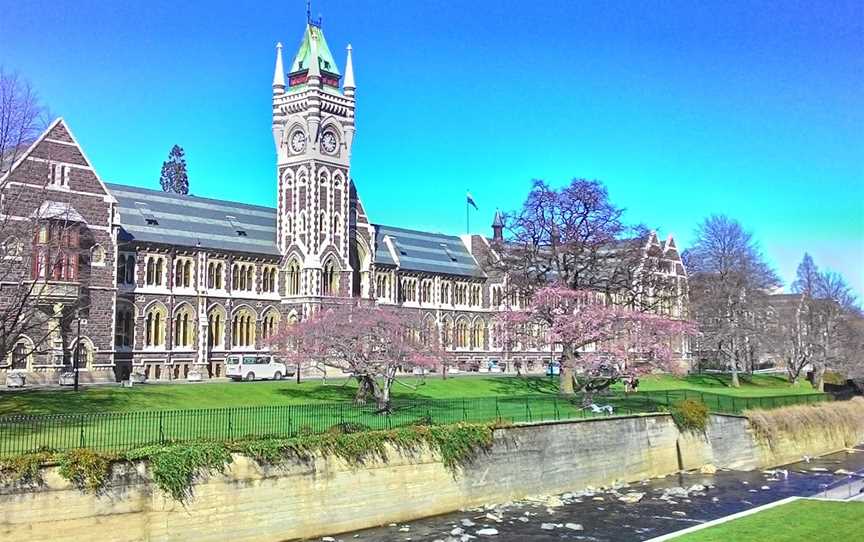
[[0, 391, 840, 457]]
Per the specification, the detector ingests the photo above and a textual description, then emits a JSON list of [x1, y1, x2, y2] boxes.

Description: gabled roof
[[373, 224, 485, 278], [289, 23, 341, 76], [107, 183, 280, 256]]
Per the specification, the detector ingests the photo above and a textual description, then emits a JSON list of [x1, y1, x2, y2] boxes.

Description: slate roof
[[373, 224, 485, 278], [107, 183, 280, 256], [107, 183, 487, 276]]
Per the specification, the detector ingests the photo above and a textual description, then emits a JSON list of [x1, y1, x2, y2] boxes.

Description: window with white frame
[[174, 258, 193, 288], [144, 255, 166, 287]]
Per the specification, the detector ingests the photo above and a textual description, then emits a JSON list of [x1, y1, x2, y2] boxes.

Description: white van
[[226, 354, 290, 381]]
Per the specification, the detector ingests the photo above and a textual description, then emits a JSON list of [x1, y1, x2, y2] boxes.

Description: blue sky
[[3, 0, 862, 296]]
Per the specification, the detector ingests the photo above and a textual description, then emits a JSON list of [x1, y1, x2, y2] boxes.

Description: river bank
[[337, 446, 864, 542]]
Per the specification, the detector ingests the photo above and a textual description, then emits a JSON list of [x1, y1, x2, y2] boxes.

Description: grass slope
[[672, 499, 864, 541], [0, 373, 816, 416]]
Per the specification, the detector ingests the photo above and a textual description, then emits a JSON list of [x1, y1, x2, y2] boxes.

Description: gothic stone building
[[0, 20, 689, 385]]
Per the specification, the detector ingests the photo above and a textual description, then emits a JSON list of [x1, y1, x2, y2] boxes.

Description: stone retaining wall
[[2, 410, 861, 542]]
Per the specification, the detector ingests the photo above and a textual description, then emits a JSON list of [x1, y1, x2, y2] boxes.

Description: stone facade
[[0, 17, 689, 387]]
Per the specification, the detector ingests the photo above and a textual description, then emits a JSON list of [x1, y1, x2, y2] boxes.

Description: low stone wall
[[1, 409, 861, 542]]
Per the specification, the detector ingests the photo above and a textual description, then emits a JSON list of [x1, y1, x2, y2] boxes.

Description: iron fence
[[0, 390, 841, 457]]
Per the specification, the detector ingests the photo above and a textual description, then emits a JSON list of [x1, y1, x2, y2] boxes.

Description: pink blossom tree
[[500, 285, 695, 399], [271, 303, 440, 411]]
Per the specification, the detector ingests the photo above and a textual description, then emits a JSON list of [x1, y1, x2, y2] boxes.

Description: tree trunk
[[730, 360, 740, 388], [813, 365, 825, 392], [559, 344, 575, 396], [354, 375, 374, 405], [376, 378, 393, 412], [441, 363, 449, 380]]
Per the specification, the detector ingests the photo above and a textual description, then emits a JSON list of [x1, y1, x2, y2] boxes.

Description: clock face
[[321, 131, 338, 154], [290, 131, 306, 153]]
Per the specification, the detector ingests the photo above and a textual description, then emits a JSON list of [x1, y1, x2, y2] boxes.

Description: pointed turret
[[272, 42, 285, 94], [344, 44, 355, 97], [307, 29, 321, 84], [492, 209, 505, 242], [287, 23, 340, 89]]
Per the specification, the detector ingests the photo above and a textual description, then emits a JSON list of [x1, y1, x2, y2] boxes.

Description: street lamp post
[[73, 314, 81, 392]]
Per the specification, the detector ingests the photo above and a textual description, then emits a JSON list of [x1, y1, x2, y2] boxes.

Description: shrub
[[823, 371, 847, 386], [0, 449, 53, 485], [670, 399, 710, 433], [125, 442, 232, 502], [58, 449, 115, 491], [745, 397, 864, 450]]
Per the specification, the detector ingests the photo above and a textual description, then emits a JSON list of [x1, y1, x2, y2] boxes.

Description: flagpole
[[466, 195, 469, 234]]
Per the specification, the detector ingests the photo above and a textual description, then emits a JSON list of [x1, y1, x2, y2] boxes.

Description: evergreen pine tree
[[159, 145, 189, 195], [791, 252, 819, 296]]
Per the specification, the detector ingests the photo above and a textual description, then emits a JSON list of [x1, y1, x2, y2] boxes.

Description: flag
[[466, 191, 478, 210]]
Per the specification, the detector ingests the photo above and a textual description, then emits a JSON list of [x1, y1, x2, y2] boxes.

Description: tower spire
[[492, 209, 505, 242], [307, 27, 321, 83], [343, 44, 355, 97], [272, 42, 285, 93]]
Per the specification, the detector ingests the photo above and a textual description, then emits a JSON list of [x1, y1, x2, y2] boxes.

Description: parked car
[[226, 355, 291, 381]]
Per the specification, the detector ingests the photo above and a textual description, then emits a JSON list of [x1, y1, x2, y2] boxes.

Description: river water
[[311, 447, 864, 542]]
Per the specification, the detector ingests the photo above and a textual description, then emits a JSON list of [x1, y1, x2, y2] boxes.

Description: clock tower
[[272, 18, 356, 298]]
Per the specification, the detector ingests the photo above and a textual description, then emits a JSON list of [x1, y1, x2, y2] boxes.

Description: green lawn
[[0, 373, 827, 457], [671, 499, 864, 541], [626, 373, 818, 397], [0, 373, 816, 416]]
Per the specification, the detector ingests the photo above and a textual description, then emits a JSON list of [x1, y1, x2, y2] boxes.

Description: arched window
[[441, 317, 453, 349], [208, 261, 225, 289], [331, 213, 340, 239], [90, 244, 106, 267], [231, 308, 256, 348], [286, 259, 301, 295], [71, 337, 95, 368], [125, 255, 136, 284], [262, 266, 277, 293], [322, 259, 338, 296], [146, 258, 155, 284], [7, 336, 34, 370], [174, 258, 192, 288], [115, 303, 134, 347], [173, 305, 195, 348], [440, 283, 450, 305], [208, 305, 226, 349], [261, 309, 280, 341], [376, 273, 390, 300], [421, 316, 436, 346], [145, 303, 167, 347], [298, 212, 306, 236], [455, 319, 470, 349], [118, 254, 136, 285], [471, 319, 486, 350], [318, 212, 326, 238]]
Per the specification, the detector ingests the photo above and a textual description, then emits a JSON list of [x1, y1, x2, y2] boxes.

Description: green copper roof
[[290, 24, 341, 76]]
